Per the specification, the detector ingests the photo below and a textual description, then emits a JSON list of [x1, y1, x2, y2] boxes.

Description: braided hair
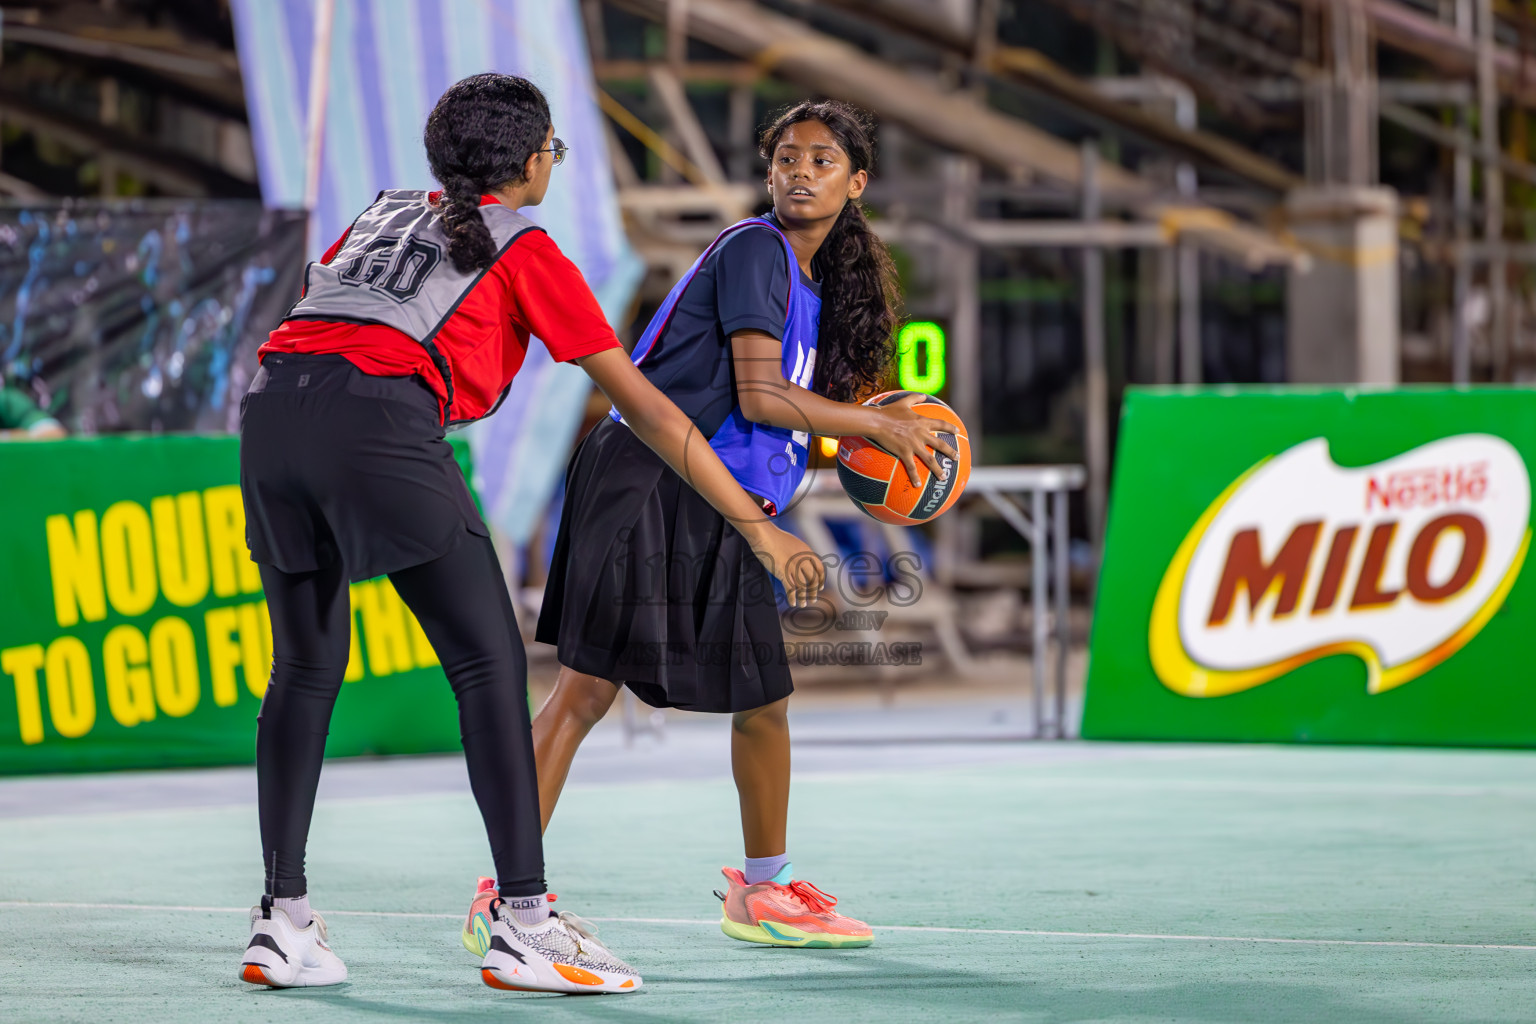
[[759, 101, 899, 403], [423, 73, 551, 273]]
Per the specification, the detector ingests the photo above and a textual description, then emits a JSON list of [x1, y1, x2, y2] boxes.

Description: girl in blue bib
[[535, 101, 957, 946]]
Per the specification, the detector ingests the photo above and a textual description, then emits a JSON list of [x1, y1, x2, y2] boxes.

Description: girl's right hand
[[749, 527, 826, 608], [866, 393, 962, 486]]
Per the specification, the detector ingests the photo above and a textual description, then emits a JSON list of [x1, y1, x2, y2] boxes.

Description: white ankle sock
[[274, 895, 312, 930], [502, 892, 549, 928]]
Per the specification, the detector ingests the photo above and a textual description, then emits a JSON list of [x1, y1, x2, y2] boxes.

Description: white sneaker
[[239, 896, 348, 988], [480, 898, 642, 994]]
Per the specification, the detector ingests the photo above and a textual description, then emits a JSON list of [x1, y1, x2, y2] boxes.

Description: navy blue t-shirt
[[636, 212, 821, 438]]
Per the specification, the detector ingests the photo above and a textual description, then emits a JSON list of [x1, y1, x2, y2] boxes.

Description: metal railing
[[798, 464, 1087, 739]]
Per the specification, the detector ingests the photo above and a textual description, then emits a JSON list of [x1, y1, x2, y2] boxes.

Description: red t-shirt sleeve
[[320, 227, 351, 265], [505, 236, 623, 363], [294, 227, 354, 302]]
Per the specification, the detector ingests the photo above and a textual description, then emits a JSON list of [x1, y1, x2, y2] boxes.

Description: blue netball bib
[[612, 217, 821, 516]]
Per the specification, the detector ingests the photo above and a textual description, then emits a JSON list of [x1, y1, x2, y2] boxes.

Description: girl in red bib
[[237, 73, 823, 996]]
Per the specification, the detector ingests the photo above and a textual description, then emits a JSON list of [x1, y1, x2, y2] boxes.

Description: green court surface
[[3, 738, 1535, 1023]]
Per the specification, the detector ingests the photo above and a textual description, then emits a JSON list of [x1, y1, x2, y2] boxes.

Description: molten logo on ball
[[1150, 435, 1531, 697], [836, 391, 971, 526]]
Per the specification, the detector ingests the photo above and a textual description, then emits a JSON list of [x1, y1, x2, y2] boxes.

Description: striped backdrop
[[230, 0, 642, 548]]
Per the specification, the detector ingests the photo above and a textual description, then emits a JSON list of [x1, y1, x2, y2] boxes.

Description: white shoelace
[[555, 911, 603, 952]]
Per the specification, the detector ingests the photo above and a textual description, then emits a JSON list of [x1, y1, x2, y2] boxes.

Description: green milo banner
[[0, 436, 465, 774], [1083, 388, 1536, 747]]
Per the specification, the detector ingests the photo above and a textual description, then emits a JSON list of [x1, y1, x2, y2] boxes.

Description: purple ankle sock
[[744, 854, 791, 885]]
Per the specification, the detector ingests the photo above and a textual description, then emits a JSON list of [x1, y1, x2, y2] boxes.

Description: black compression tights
[[255, 532, 544, 899]]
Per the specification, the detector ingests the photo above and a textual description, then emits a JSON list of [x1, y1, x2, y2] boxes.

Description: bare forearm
[[578, 347, 775, 544], [729, 329, 956, 485], [740, 380, 881, 436], [575, 346, 826, 602], [731, 329, 879, 435]]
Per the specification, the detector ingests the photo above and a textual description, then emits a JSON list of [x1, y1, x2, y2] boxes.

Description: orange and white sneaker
[[239, 895, 348, 988], [715, 867, 874, 948], [480, 896, 643, 994], [463, 878, 571, 957]]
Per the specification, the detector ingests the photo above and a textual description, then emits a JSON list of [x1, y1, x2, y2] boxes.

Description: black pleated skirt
[[535, 416, 792, 713]]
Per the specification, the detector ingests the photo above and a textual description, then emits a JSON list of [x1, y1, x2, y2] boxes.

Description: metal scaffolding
[[585, 0, 1536, 665]]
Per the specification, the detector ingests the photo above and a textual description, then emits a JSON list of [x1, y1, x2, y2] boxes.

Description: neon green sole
[[720, 913, 874, 948], [463, 911, 492, 957]]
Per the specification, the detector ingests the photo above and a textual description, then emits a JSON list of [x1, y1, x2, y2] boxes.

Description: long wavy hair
[[423, 73, 551, 273], [759, 101, 899, 403]]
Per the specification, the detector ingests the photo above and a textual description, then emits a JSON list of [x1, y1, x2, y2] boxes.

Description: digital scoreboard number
[[897, 321, 946, 394]]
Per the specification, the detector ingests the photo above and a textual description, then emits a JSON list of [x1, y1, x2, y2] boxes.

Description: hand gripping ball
[[835, 391, 971, 525]]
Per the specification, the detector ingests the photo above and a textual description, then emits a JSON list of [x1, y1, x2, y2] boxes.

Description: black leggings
[[256, 532, 544, 898]]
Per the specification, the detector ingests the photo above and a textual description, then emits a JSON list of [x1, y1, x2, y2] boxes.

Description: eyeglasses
[[539, 138, 568, 166]]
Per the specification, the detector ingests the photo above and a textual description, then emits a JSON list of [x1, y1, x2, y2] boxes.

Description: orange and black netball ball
[[836, 391, 971, 525]]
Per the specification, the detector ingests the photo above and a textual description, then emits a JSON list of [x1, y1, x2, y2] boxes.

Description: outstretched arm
[[576, 347, 825, 606], [506, 236, 823, 604]]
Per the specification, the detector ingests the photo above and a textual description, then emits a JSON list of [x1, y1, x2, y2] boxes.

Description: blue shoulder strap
[[629, 217, 793, 368]]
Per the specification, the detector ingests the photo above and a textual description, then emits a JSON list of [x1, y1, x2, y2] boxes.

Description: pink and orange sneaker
[[462, 877, 499, 956], [714, 867, 874, 948]]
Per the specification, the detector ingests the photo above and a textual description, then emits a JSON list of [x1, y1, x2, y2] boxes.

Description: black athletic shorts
[[239, 353, 487, 583]]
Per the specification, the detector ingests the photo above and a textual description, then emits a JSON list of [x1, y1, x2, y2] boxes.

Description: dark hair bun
[[424, 73, 551, 273]]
